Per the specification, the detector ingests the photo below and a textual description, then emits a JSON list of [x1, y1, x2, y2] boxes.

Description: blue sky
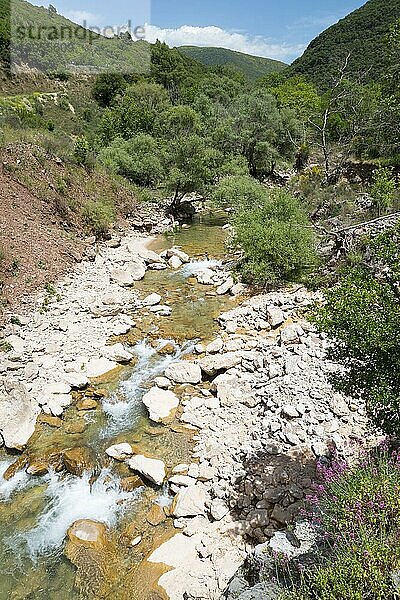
[[29, 0, 365, 63]]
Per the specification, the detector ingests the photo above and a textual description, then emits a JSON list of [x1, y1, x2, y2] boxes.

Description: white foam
[[180, 259, 221, 278], [0, 460, 42, 502], [18, 469, 137, 557], [102, 339, 195, 437]]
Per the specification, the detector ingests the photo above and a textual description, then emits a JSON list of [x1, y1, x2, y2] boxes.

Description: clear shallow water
[[102, 338, 196, 438], [0, 213, 233, 599]]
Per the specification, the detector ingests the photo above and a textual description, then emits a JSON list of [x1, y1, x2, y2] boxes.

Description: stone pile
[[142, 286, 371, 599]]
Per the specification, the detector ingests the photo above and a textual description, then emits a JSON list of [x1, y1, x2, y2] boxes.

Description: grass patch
[[82, 198, 116, 236]]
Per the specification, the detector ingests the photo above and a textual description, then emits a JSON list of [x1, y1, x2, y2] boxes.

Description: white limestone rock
[[0, 379, 40, 449], [85, 357, 118, 378], [142, 387, 179, 422], [216, 276, 234, 295], [128, 455, 166, 485], [143, 293, 162, 307], [106, 443, 133, 461], [172, 484, 210, 518], [164, 361, 202, 385]]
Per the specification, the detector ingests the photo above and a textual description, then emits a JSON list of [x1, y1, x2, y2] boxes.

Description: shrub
[[74, 136, 90, 166], [370, 166, 396, 215], [82, 198, 115, 236], [99, 135, 164, 187], [211, 175, 268, 210], [313, 224, 400, 436], [231, 188, 317, 286], [92, 73, 127, 107], [283, 447, 400, 600]]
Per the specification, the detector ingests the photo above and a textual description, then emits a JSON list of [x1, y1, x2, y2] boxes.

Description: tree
[[155, 105, 202, 139], [212, 175, 267, 210], [232, 188, 317, 286], [228, 89, 300, 179], [314, 224, 400, 435], [99, 135, 164, 186], [163, 134, 222, 214], [92, 73, 128, 108]]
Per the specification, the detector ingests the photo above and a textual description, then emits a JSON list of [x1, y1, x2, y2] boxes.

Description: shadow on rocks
[[222, 447, 320, 599], [228, 446, 317, 545]]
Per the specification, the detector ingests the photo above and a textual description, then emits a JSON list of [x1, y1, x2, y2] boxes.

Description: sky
[[29, 0, 365, 63]]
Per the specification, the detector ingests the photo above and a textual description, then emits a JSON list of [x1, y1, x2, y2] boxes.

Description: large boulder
[[138, 249, 165, 265], [143, 293, 162, 307], [110, 260, 146, 286], [0, 378, 40, 449], [103, 343, 133, 363], [216, 276, 234, 295], [105, 443, 133, 461], [172, 484, 210, 517], [164, 361, 202, 385], [127, 455, 166, 486], [195, 268, 215, 285], [166, 247, 190, 264], [142, 387, 179, 422], [198, 352, 242, 376]]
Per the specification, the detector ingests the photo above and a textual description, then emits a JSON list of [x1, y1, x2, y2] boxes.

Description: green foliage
[[8, 0, 150, 74], [82, 198, 116, 236], [261, 75, 321, 120], [290, 0, 400, 90], [99, 135, 164, 186], [164, 134, 223, 201], [227, 89, 301, 178], [370, 167, 396, 215], [92, 73, 128, 108], [179, 46, 287, 80], [73, 136, 90, 166], [313, 224, 400, 435], [212, 174, 267, 209], [232, 188, 317, 286]]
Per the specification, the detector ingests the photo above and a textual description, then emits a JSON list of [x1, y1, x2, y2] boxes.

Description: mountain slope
[[179, 46, 287, 80], [2, 0, 150, 74], [290, 0, 400, 89]]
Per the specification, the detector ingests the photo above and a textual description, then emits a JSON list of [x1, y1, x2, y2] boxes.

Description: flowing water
[[0, 212, 237, 600]]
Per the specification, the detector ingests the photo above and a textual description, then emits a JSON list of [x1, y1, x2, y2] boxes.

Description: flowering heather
[[281, 444, 400, 600]]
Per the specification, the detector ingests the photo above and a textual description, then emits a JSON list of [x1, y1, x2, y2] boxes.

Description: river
[[0, 213, 238, 600]]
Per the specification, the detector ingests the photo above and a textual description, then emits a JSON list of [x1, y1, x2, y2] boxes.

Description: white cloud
[[62, 10, 101, 26], [144, 24, 305, 62]]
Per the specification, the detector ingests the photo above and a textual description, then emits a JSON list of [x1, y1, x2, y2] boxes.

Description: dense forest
[[290, 0, 400, 89]]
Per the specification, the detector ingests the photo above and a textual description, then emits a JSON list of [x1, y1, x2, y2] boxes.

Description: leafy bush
[[73, 136, 90, 166], [370, 166, 396, 215], [82, 198, 115, 236], [99, 135, 164, 187], [313, 224, 400, 436], [231, 188, 317, 286], [212, 175, 268, 209], [92, 73, 128, 107]]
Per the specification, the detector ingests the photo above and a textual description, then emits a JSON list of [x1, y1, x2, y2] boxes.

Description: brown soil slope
[[0, 169, 84, 317]]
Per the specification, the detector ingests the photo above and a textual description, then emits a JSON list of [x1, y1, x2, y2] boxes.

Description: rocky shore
[[143, 285, 371, 599], [0, 223, 373, 600]]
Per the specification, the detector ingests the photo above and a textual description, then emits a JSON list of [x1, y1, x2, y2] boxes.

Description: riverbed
[[0, 213, 238, 599]]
